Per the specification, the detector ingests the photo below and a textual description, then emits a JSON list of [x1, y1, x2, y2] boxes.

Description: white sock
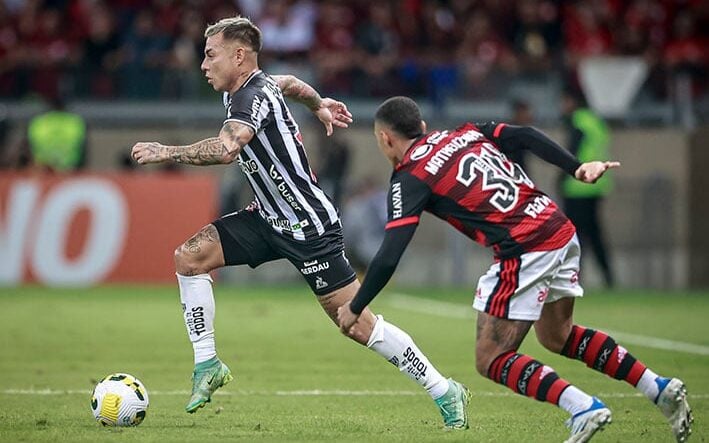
[[176, 273, 217, 365], [366, 315, 449, 399], [558, 386, 594, 416], [636, 368, 662, 402]]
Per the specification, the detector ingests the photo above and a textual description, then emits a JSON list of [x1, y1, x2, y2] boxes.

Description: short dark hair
[[375, 96, 423, 139], [205, 16, 262, 52]]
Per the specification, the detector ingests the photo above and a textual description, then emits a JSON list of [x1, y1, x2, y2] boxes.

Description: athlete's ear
[[381, 130, 393, 148], [421, 120, 427, 133], [235, 46, 245, 65]]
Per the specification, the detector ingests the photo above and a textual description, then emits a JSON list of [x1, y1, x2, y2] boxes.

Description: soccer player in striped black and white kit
[[337, 97, 693, 443], [130, 17, 470, 428]]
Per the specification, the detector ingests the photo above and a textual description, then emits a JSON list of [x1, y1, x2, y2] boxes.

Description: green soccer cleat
[[185, 357, 233, 413], [434, 378, 470, 430]]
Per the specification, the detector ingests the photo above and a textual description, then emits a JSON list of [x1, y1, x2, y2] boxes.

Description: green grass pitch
[[1, 285, 706, 442]]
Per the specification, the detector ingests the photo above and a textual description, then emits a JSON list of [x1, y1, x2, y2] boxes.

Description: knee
[[174, 244, 209, 276], [475, 359, 489, 377], [535, 327, 569, 354]]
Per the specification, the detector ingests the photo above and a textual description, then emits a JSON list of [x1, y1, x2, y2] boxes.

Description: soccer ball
[[91, 373, 149, 427]]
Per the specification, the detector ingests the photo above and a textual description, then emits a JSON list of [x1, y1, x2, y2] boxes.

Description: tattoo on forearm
[[167, 137, 230, 165], [282, 77, 321, 111]]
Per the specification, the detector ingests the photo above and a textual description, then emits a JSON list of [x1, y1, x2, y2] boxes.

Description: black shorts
[[212, 208, 356, 296]]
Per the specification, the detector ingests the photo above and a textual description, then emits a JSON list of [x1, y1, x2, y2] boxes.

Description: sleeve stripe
[[385, 216, 420, 230], [224, 118, 257, 131], [493, 123, 507, 138]]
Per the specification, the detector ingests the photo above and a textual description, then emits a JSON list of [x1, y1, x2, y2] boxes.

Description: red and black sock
[[561, 325, 647, 386], [487, 351, 570, 405]]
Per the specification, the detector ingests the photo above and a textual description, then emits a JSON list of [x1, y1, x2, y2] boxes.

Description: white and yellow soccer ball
[[91, 373, 149, 427]]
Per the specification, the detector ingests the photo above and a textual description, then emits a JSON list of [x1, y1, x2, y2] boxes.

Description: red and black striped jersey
[[386, 122, 575, 258]]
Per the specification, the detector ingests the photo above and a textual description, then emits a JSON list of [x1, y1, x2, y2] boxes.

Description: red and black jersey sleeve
[[385, 170, 432, 230], [348, 172, 431, 314], [475, 122, 581, 176]]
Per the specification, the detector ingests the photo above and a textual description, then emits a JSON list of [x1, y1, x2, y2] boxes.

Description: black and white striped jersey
[[222, 70, 340, 241]]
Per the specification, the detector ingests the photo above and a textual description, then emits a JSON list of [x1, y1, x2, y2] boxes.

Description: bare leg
[[534, 297, 574, 354], [317, 280, 377, 345]]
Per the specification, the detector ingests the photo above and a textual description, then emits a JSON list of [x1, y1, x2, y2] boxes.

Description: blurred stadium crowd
[[0, 0, 706, 103]]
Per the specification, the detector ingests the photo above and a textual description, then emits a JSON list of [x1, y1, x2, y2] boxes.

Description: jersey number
[[455, 144, 533, 212]]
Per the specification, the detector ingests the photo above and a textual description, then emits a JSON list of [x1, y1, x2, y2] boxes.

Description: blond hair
[[204, 16, 262, 52]]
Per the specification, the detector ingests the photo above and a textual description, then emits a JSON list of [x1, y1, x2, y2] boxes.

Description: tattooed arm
[[273, 74, 321, 111], [273, 74, 353, 136], [131, 121, 254, 166]]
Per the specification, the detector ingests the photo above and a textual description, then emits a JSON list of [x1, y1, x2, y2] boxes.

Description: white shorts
[[472, 235, 584, 321]]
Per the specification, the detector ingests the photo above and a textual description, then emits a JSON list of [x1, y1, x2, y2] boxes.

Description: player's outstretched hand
[[337, 301, 360, 335], [575, 161, 620, 184], [315, 98, 353, 136], [131, 142, 168, 165]]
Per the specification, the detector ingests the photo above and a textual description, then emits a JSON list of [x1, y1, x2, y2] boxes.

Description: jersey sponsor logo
[[300, 259, 330, 275], [267, 217, 293, 230], [424, 129, 483, 175], [238, 158, 259, 175], [315, 275, 328, 290], [250, 94, 263, 126], [269, 165, 303, 212], [266, 217, 310, 231], [410, 144, 433, 161], [524, 195, 552, 219], [391, 182, 403, 218]]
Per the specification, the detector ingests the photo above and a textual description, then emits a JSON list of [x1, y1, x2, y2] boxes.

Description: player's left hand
[[337, 301, 360, 334], [575, 161, 620, 183], [315, 98, 353, 136]]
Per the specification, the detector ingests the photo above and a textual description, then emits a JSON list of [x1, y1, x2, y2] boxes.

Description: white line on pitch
[[385, 293, 709, 356], [3, 388, 707, 399]]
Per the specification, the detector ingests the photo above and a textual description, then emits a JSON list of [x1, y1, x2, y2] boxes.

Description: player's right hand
[[131, 142, 168, 165], [337, 301, 360, 335], [315, 98, 353, 136]]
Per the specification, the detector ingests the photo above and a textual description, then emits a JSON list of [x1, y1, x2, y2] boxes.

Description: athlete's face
[[201, 33, 243, 92]]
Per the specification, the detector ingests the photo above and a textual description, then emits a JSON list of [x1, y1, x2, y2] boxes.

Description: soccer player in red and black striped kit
[[337, 97, 693, 443]]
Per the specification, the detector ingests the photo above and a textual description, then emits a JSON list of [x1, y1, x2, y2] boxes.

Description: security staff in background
[[560, 88, 614, 288], [27, 96, 87, 171]]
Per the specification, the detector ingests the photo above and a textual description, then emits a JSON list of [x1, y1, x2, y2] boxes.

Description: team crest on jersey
[[410, 144, 433, 161]]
